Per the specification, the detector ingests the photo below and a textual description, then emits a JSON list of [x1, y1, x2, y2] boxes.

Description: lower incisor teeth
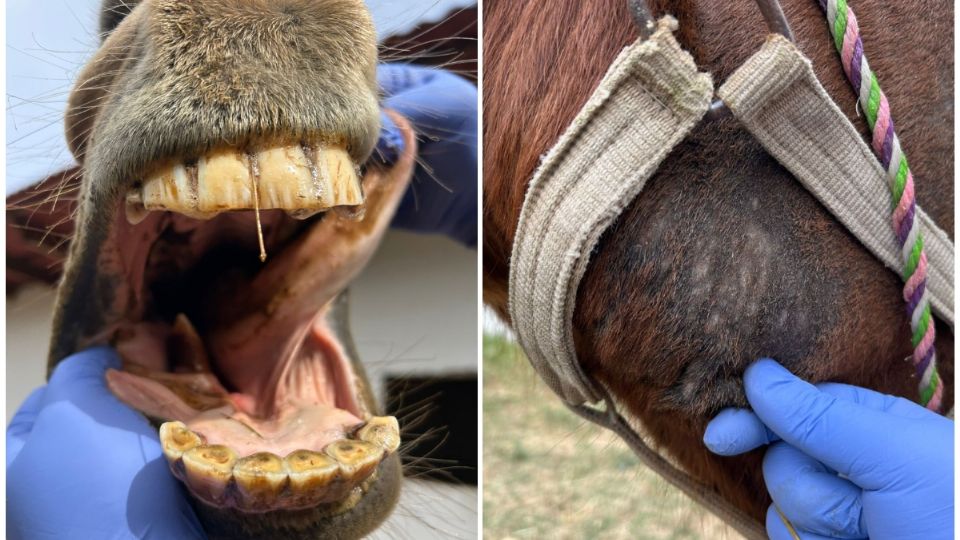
[[159, 421, 203, 462], [182, 445, 238, 505], [284, 449, 343, 507], [128, 144, 362, 223], [356, 416, 401, 453], [286, 450, 340, 488], [324, 440, 383, 480], [233, 452, 288, 510], [157, 421, 389, 510]]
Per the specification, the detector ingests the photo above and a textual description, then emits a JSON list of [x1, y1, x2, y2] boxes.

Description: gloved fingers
[[763, 442, 867, 538], [8, 349, 205, 538], [703, 407, 779, 455], [35, 346, 156, 438], [378, 65, 477, 135], [373, 109, 405, 165], [378, 64, 476, 116], [378, 63, 436, 97], [815, 382, 932, 420], [766, 505, 848, 540], [374, 64, 477, 245], [44, 345, 120, 397], [124, 457, 208, 539], [743, 359, 896, 484], [7, 387, 47, 466]]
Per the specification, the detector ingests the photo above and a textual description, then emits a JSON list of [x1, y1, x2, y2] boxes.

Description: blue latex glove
[[7, 347, 205, 540], [703, 358, 954, 540], [375, 63, 477, 247]]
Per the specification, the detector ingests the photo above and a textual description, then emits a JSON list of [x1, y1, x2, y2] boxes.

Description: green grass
[[482, 333, 743, 539]]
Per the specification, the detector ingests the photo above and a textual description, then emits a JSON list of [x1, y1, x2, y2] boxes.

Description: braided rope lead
[[819, 0, 942, 411]]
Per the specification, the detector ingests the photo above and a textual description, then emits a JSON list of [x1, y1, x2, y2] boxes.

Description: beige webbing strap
[[509, 17, 713, 405], [509, 18, 768, 540], [718, 35, 955, 327], [509, 18, 953, 540]]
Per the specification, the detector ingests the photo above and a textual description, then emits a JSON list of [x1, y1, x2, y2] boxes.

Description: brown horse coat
[[483, 0, 953, 522]]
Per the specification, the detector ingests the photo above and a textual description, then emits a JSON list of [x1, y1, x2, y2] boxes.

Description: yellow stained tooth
[[196, 150, 252, 213], [125, 189, 148, 225], [256, 146, 312, 209], [139, 162, 218, 220], [325, 440, 383, 481], [356, 416, 401, 454], [233, 452, 288, 510], [131, 143, 361, 222], [320, 146, 362, 206], [142, 163, 191, 211], [286, 208, 323, 220], [158, 421, 203, 463], [182, 445, 238, 505], [285, 449, 340, 493], [307, 145, 335, 207]]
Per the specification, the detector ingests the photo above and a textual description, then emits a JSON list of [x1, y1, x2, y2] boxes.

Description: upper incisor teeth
[[255, 146, 312, 209], [356, 416, 401, 453], [139, 163, 210, 219], [196, 150, 252, 213], [128, 144, 361, 222]]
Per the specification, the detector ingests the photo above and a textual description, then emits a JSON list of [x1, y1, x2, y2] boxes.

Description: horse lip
[[45, 114, 415, 540]]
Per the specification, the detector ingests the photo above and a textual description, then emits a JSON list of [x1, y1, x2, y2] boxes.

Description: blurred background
[[483, 317, 743, 539], [6, 1, 478, 537]]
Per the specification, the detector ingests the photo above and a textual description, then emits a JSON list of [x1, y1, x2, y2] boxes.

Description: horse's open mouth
[[85, 123, 414, 522]]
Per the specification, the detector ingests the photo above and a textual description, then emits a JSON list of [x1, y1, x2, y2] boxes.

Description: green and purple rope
[[819, 0, 942, 411]]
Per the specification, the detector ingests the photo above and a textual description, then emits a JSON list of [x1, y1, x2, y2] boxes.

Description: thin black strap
[[627, 0, 656, 39], [565, 385, 767, 539], [756, 0, 794, 41], [707, 0, 795, 119]]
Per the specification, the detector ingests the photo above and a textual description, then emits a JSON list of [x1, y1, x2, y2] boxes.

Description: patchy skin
[[47, 0, 417, 538], [576, 134, 844, 417], [484, 0, 953, 524]]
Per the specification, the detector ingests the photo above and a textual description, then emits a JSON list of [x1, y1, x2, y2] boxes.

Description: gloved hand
[[7, 346, 206, 540], [375, 63, 477, 247], [703, 358, 954, 540]]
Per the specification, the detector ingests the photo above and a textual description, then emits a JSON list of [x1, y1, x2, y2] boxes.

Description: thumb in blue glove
[[374, 63, 477, 247], [7, 347, 206, 539], [703, 358, 953, 540]]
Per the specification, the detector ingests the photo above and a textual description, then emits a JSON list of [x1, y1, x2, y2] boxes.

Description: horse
[[34, 0, 427, 537], [483, 0, 953, 527]]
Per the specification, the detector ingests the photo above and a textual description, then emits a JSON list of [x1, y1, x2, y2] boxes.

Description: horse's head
[[51, 0, 415, 537], [484, 0, 953, 522]]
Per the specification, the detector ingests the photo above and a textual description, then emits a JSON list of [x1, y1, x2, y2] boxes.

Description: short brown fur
[[483, 0, 953, 523], [49, 1, 396, 538]]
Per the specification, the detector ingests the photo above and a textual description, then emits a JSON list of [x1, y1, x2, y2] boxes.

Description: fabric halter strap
[[508, 16, 953, 540], [510, 18, 766, 539], [720, 35, 954, 327], [509, 17, 712, 406], [717, 34, 952, 411]]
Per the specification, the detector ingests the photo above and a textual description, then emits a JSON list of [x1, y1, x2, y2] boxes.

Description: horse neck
[[482, 0, 954, 317]]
